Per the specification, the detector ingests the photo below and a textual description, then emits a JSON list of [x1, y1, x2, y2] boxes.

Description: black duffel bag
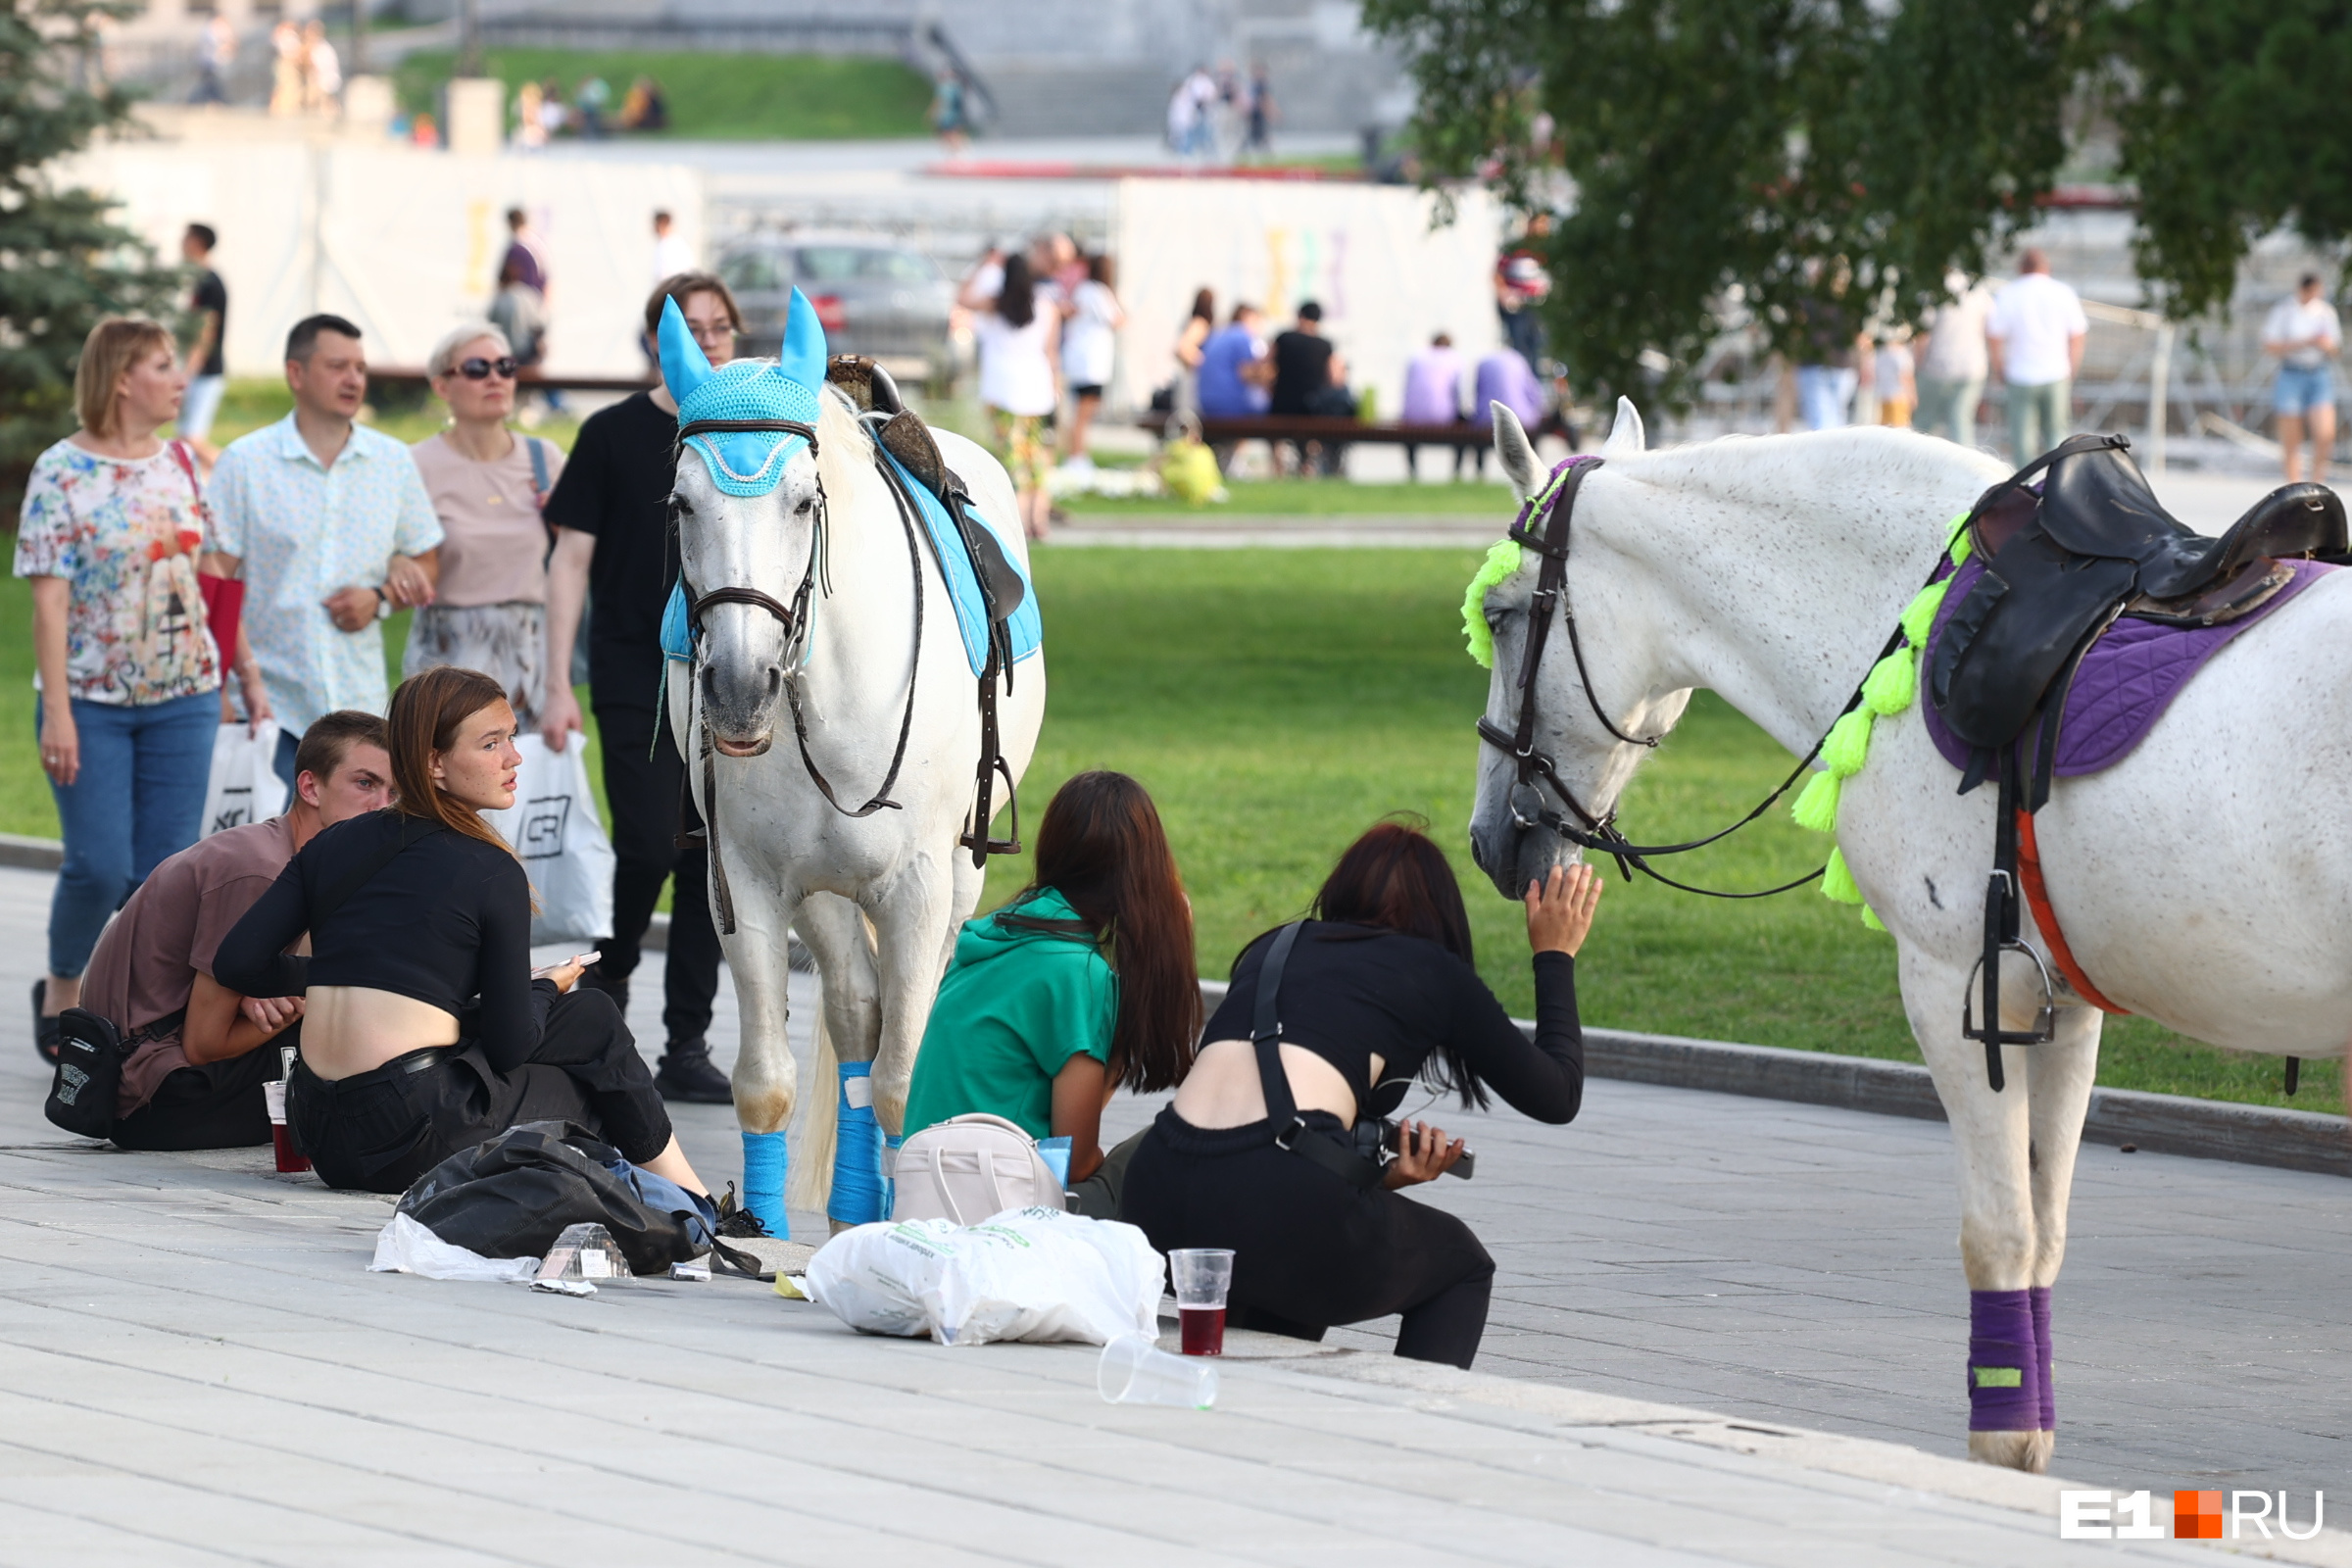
[[396, 1121, 706, 1277]]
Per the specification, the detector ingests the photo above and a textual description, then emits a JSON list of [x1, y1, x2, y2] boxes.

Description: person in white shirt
[[1986, 250, 2088, 464], [1914, 270, 1996, 449], [1058, 253, 1126, 469], [650, 209, 693, 285], [2263, 273, 2341, 483]]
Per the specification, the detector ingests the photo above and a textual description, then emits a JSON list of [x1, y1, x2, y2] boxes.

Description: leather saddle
[[1930, 433, 2344, 766], [823, 354, 1027, 625]]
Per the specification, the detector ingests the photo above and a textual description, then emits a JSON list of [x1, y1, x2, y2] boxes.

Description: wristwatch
[[373, 586, 392, 621]]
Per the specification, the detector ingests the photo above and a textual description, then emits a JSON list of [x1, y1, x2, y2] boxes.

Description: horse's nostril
[[765, 667, 781, 697]]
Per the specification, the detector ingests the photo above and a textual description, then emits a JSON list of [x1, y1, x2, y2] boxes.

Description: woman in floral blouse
[[15, 317, 270, 1059]]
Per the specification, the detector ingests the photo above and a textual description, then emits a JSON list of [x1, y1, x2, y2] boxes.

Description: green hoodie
[[902, 888, 1119, 1142]]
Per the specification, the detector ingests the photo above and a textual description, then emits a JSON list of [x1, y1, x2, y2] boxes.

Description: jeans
[[1916, 375, 1985, 449], [2005, 379, 2072, 464], [1796, 366, 1859, 430], [42, 691, 219, 978], [2275, 366, 2336, 416]]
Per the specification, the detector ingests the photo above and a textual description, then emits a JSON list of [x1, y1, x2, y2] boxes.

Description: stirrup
[[1962, 940, 2057, 1047]]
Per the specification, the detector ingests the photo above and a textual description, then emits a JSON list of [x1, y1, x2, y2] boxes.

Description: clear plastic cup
[[261, 1080, 310, 1174], [1169, 1248, 1235, 1356], [1098, 1333, 1218, 1409], [537, 1222, 634, 1284]]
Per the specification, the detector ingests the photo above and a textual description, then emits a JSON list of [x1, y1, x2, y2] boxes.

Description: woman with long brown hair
[[1121, 818, 1601, 1368], [215, 666, 710, 1200], [902, 770, 1200, 1216]]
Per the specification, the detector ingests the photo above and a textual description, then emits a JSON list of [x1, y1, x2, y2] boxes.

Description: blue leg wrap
[[882, 1132, 904, 1221], [741, 1130, 788, 1238], [827, 1061, 886, 1226]]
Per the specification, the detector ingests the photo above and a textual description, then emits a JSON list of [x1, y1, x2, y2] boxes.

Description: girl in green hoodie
[[903, 771, 1200, 1213]]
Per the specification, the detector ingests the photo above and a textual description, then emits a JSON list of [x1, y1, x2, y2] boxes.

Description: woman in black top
[[1121, 820, 1599, 1368], [217, 666, 710, 1199]]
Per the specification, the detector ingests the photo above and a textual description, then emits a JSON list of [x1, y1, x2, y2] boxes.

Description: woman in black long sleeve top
[[1121, 821, 1600, 1369], [216, 667, 709, 1199]]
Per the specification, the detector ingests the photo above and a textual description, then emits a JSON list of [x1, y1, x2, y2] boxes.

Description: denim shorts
[[2275, 365, 2335, 416]]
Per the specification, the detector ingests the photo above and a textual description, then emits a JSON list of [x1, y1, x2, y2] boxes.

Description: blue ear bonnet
[[676, 364, 821, 497], [660, 290, 827, 499]]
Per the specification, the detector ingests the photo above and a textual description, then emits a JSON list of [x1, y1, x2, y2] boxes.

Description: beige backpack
[[890, 1114, 1067, 1225]]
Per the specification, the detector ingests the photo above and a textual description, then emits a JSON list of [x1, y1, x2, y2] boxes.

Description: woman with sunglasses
[[402, 323, 564, 730]]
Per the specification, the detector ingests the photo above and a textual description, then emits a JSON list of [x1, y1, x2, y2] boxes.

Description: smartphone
[[531, 950, 601, 979], [1382, 1120, 1476, 1181]]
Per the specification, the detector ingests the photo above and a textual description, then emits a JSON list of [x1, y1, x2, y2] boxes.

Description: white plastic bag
[[368, 1211, 538, 1283], [490, 733, 615, 944], [201, 718, 287, 838], [804, 1206, 1163, 1348]]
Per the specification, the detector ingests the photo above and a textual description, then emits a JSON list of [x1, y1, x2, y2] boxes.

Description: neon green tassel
[[1819, 709, 1873, 777], [1861, 647, 1917, 715], [1946, 512, 1974, 565], [1462, 539, 1525, 669], [1860, 903, 1886, 931], [1821, 845, 1863, 904], [1790, 769, 1841, 833], [1899, 579, 1950, 646]]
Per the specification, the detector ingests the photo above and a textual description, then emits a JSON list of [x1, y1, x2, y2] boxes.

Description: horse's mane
[[1603, 426, 2008, 511]]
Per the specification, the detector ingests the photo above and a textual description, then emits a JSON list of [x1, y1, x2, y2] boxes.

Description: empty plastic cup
[[1169, 1248, 1235, 1356], [537, 1222, 634, 1284], [1098, 1333, 1218, 1409], [1037, 1136, 1072, 1188]]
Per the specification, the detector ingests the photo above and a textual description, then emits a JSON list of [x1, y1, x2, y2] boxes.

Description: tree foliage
[[2105, 0, 2352, 318], [0, 0, 175, 502]]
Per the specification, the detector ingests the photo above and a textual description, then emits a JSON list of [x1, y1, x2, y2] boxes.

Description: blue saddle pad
[[658, 455, 1043, 683]]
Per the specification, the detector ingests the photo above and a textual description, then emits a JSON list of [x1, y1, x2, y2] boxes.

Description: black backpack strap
[[1251, 922, 1382, 1192]]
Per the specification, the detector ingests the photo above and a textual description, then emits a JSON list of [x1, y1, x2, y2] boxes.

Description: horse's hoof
[[1969, 1429, 2050, 1472]]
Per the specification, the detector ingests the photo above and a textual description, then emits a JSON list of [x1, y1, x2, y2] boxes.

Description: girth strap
[[2015, 811, 2126, 1015]]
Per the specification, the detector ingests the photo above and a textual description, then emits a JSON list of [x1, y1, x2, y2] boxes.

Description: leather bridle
[[1473, 455, 1906, 900], [674, 414, 925, 933]]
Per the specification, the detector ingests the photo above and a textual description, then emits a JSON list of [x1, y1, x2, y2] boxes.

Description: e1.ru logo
[[2059, 1490, 2324, 1541]]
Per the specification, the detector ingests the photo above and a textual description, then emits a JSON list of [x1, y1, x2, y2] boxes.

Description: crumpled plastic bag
[[804, 1205, 1162, 1348], [368, 1210, 539, 1283]]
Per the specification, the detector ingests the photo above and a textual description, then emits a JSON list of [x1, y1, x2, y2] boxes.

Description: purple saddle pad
[[1922, 557, 2337, 776]]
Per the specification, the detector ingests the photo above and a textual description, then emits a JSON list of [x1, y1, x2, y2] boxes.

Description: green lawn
[[391, 50, 933, 141], [1059, 478, 1521, 517]]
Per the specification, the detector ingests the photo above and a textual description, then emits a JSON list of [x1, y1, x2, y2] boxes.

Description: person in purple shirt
[[1467, 347, 1545, 479], [1400, 332, 1467, 480]]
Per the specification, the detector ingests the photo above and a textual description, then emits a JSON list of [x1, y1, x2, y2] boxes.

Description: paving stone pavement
[[1, 865, 2347, 1559]]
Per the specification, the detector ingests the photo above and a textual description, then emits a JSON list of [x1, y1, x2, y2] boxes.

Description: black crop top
[[214, 810, 557, 1071], [1201, 922, 1584, 1124]]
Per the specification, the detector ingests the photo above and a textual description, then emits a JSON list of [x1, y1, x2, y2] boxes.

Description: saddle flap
[[2037, 440, 2188, 564], [877, 411, 1027, 625], [1931, 538, 2138, 753]]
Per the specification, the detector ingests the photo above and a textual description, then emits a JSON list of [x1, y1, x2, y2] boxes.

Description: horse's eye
[[794, 496, 814, 516], [1485, 605, 1510, 632]]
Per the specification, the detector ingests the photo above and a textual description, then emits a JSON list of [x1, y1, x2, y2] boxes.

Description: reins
[[1478, 456, 1936, 900]]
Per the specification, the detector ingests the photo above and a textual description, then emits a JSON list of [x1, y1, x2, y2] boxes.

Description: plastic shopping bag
[[201, 718, 286, 838], [804, 1206, 1163, 1348], [491, 734, 615, 944], [368, 1211, 538, 1284]]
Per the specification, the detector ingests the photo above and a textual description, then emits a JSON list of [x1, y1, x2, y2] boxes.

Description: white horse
[[1470, 399, 2352, 1471], [657, 293, 1045, 1235]]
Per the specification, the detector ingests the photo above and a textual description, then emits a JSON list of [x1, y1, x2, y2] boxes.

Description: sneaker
[[712, 1181, 772, 1239], [655, 1039, 733, 1103], [31, 980, 59, 1066]]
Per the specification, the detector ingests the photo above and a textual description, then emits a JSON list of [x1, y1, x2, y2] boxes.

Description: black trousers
[[286, 989, 673, 1195], [109, 1042, 281, 1152], [1121, 1107, 1496, 1368], [592, 701, 721, 1048]]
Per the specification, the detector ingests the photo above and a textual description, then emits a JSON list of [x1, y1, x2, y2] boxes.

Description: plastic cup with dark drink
[[1169, 1248, 1235, 1356], [262, 1080, 310, 1174]]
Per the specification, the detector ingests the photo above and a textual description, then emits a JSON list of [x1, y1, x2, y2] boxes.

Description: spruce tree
[[0, 0, 177, 510]]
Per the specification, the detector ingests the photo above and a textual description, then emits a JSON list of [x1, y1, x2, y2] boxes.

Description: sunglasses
[[457, 357, 518, 380]]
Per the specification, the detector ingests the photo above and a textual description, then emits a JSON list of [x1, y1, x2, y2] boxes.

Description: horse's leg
[[792, 892, 887, 1232], [726, 882, 806, 1238], [865, 855, 958, 1143], [2020, 1005, 2102, 1471], [1899, 948, 2047, 1472]]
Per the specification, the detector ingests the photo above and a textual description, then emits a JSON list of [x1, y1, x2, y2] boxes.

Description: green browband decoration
[[1463, 464, 1580, 669], [1791, 513, 1973, 930]]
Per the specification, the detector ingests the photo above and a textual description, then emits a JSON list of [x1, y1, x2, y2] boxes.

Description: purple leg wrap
[[2031, 1286, 2054, 1431], [1968, 1288, 2042, 1432]]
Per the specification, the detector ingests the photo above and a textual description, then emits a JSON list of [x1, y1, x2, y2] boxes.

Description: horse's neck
[[1603, 438, 1995, 754], [807, 452, 921, 710]]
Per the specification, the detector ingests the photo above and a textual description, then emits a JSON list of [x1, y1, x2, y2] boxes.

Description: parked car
[[717, 233, 956, 394]]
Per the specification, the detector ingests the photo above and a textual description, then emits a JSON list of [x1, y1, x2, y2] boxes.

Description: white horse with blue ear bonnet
[[656, 289, 1045, 1236]]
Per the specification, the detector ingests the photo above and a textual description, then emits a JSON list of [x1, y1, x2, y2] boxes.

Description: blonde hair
[[426, 320, 514, 378], [74, 317, 175, 439]]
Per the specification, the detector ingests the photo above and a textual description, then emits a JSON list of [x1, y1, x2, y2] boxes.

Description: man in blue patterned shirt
[[208, 315, 443, 786]]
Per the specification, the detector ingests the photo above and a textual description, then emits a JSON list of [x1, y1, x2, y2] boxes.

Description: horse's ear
[[779, 286, 828, 387], [1491, 400, 1541, 503], [1600, 395, 1646, 458], [658, 296, 712, 404]]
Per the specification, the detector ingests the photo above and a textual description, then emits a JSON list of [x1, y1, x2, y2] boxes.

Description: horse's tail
[[789, 1000, 840, 1215]]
